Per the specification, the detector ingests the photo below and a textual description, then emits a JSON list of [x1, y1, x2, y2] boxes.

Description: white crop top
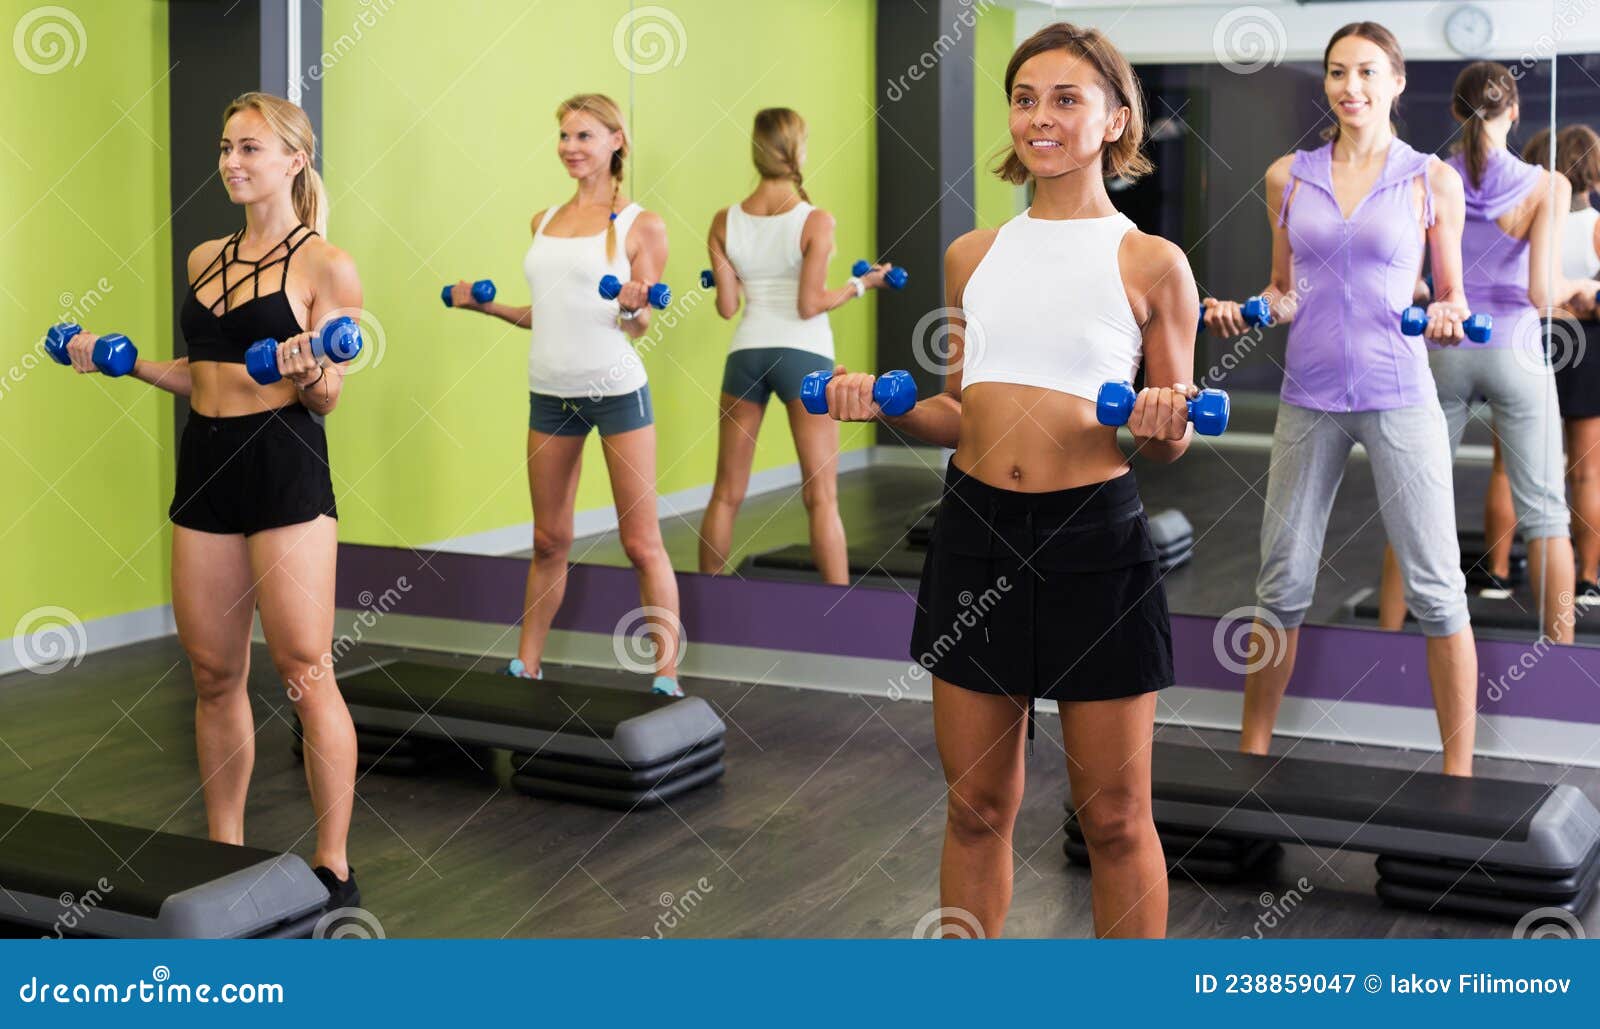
[[523, 202, 648, 398], [959, 209, 1143, 403], [1562, 207, 1600, 280], [725, 202, 834, 358]]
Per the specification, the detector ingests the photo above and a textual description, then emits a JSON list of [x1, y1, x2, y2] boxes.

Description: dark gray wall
[[874, 0, 976, 440]]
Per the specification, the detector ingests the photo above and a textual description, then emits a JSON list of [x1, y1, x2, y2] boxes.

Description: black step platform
[[333, 662, 727, 808], [0, 804, 328, 938], [740, 542, 926, 587], [1062, 804, 1280, 882], [1062, 743, 1600, 921], [1459, 527, 1528, 587], [1347, 585, 1600, 639]]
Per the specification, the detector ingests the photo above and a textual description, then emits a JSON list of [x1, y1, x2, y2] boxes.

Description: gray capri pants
[[1256, 400, 1470, 637], [1429, 344, 1569, 540]]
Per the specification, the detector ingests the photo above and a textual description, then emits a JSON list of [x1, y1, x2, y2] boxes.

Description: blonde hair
[[994, 22, 1152, 185], [752, 108, 809, 201], [222, 91, 326, 235], [556, 93, 630, 260]]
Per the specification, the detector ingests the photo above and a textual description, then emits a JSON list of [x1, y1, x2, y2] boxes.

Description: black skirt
[[1554, 318, 1600, 420], [170, 403, 337, 536], [909, 459, 1173, 703]]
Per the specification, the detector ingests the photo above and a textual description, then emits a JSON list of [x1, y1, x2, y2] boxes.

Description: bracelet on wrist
[[847, 277, 865, 299]]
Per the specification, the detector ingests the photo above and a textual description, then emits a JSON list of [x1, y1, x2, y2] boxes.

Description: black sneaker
[[313, 865, 361, 910], [1477, 574, 1512, 600], [1578, 581, 1600, 609]]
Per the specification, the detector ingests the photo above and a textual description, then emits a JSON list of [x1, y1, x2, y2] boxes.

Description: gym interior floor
[[3, 632, 1596, 938]]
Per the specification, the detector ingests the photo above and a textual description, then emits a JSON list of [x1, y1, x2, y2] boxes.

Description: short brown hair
[[1321, 21, 1406, 143], [992, 22, 1152, 184], [1524, 124, 1600, 194]]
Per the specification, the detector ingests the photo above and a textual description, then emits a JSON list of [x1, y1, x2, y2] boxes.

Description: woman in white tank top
[[697, 108, 897, 584], [825, 26, 1203, 938], [1525, 124, 1600, 601], [445, 93, 683, 696]]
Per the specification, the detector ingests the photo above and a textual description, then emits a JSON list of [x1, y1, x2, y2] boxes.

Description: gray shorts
[[1256, 401, 1470, 637], [1429, 344, 1569, 540]]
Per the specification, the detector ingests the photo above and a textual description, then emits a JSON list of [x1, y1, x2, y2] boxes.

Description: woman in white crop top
[[824, 24, 1201, 939], [1525, 124, 1600, 602], [697, 107, 897, 584], [446, 93, 683, 696]]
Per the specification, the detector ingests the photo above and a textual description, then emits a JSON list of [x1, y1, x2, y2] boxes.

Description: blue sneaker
[[502, 659, 541, 680], [651, 675, 684, 698]]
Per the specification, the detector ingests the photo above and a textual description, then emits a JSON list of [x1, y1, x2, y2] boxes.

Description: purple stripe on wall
[[339, 544, 1600, 726]]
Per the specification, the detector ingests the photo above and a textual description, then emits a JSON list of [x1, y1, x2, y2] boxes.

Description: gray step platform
[[336, 662, 727, 805], [0, 803, 327, 938], [1143, 744, 1599, 876]]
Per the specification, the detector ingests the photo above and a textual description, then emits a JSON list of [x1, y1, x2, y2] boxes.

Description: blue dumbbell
[[245, 316, 364, 386], [598, 275, 671, 309], [1199, 296, 1273, 331], [441, 279, 496, 308], [1400, 305, 1492, 343], [1096, 380, 1230, 437], [44, 323, 138, 377], [799, 368, 917, 417], [851, 260, 908, 290], [700, 269, 714, 289]]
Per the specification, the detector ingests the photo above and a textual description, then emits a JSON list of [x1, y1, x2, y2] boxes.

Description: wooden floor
[[2, 637, 1594, 938]]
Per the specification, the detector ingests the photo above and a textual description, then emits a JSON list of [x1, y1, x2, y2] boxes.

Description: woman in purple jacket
[[1378, 62, 1596, 643], [1205, 22, 1479, 775]]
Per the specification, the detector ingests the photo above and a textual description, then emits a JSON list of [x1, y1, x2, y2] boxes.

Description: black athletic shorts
[[170, 403, 337, 536], [910, 459, 1173, 703], [1554, 318, 1600, 421]]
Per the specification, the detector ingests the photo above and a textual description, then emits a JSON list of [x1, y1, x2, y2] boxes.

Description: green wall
[[974, 4, 1018, 228], [322, 0, 878, 547], [0, 2, 172, 633]]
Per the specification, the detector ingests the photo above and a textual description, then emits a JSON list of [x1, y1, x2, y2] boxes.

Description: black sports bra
[[180, 225, 316, 364]]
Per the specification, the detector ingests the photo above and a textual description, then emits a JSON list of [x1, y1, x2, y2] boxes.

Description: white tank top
[[1562, 207, 1600, 280], [725, 201, 834, 358], [960, 209, 1142, 402], [523, 202, 649, 397]]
